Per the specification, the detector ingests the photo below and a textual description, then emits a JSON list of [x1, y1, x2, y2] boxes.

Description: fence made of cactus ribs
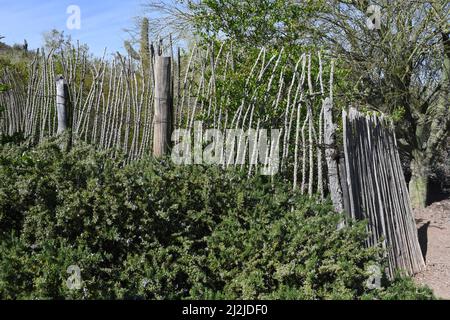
[[0, 43, 428, 277], [0, 68, 26, 136], [0, 43, 334, 196], [342, 108, 425, 277]]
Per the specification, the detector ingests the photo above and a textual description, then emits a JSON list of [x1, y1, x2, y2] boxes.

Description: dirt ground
[[414, 199, 450, 299]]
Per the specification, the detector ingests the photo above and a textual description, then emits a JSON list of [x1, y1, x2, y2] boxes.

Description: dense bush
[[0, 139, 434, 299]]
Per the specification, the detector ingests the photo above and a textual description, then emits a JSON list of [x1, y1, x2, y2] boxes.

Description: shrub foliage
[[0, 139, 434, 299]]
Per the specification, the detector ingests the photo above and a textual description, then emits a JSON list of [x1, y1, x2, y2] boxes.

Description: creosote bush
[[0, 139, 434, 300]]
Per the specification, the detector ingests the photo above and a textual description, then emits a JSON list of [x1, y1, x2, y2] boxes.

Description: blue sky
[[0, 0, 147, 56]]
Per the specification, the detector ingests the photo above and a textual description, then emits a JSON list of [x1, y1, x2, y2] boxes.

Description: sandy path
[[414, 199, 450, 299]]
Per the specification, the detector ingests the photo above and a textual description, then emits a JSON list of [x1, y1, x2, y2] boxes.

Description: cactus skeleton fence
[[0, 44, 332, 192], [0, 43, 425, 277]]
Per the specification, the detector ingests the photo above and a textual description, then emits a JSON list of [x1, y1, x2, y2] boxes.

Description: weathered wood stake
[[56, 75, 68, 135], [324, 98, 344, 215], [153, 56, 172, 157]]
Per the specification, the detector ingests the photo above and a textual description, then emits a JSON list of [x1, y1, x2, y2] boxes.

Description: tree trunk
[[409, 151, 429, 209], [410, 30, 449, 209]]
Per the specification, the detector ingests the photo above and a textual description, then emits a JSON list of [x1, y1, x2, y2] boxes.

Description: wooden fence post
[[153, 56, 173, 157], [56, 75, 68, 135], [56, 75, 72, 150]]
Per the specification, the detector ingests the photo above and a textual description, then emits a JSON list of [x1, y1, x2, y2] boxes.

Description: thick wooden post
[[153, 56, 172, 157], [56, 75, 68, 135], [56, 75, 73, 151], [323, 98, 344, 215]]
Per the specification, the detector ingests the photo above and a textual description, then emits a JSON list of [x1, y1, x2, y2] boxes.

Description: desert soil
[[414, 199, 450, 299]]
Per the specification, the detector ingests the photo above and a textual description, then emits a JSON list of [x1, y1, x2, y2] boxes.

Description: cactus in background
[[140, 17, 151, 73], [123, 17, 151, 73]]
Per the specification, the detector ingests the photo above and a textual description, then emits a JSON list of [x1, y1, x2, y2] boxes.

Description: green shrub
[[0, 140, 434, 299]]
